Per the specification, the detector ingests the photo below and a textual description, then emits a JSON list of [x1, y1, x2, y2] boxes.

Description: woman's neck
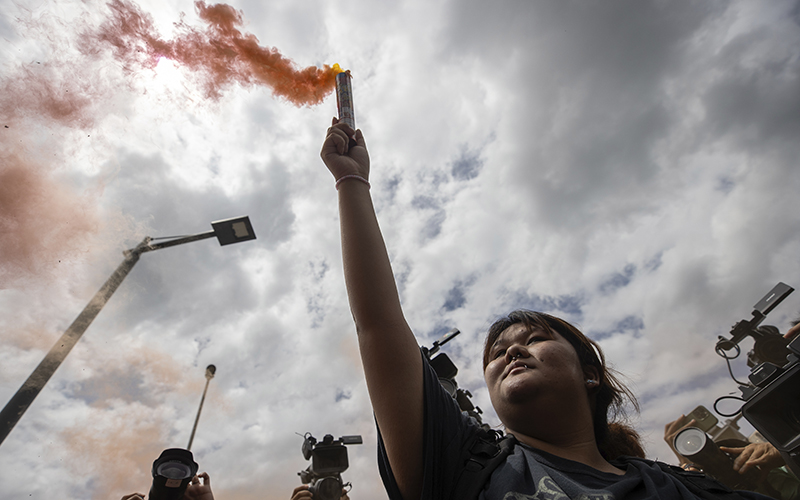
[[506, 427, 625, 475]]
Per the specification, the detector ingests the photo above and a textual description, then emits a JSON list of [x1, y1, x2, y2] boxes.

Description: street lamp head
[[205, 365, 216, 380], [211, 216, 256, 246]]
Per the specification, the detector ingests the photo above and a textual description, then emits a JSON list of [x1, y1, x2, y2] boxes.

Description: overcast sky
[[2, 0, 800, 499]]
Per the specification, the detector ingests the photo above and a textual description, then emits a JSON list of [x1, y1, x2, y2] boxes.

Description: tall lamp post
[[0, 216, 256, 446], [187, 364, 216, 451]]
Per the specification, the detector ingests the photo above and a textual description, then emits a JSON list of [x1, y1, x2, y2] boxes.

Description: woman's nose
[[505, 343, 529, 362]]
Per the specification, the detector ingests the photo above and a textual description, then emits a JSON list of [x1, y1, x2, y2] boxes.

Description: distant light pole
[[0, 216, 256, 446], [187, 364, 216, 451]]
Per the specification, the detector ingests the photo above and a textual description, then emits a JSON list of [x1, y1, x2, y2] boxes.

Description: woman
[[320, 119, 772, 500]]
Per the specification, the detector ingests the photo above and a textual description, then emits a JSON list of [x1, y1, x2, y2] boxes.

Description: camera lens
[[754, 334, 790, 366], [674, 427, 707, 457], [438, 378, 457, 397], [313, 477, 342, 500], [156, 461, 193, 480]]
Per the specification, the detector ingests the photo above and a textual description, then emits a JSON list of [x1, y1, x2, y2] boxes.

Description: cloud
[[451, 146, 484, 181], [2, 1, 800, 499]]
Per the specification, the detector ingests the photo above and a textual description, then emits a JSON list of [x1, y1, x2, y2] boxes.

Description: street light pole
[[187, 364, 216, 451], [0, 217, 255, 446]]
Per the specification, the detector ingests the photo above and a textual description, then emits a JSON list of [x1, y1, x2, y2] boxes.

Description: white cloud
[[2, 0, 800, 499]]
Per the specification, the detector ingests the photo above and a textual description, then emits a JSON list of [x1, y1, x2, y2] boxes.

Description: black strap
[[450, 428, 517, 500]]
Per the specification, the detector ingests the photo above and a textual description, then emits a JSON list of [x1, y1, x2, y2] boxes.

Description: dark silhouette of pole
[[0, 238, 150, 445], [0, 216, 255, 447], [187, 364, 216, 451]]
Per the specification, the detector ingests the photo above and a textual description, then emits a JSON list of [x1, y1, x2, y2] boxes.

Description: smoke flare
[[1, 0, 342, 286], [88, 0, 340, 104]]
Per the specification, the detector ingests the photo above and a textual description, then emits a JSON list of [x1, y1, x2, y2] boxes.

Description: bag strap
[[450, 427, 517, 500]]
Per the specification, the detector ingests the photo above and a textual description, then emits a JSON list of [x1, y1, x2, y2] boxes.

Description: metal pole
[[0, 219, 250, 448], [144, 231, 216, 252], [187, 365, 216, 451], [0, 238, 150, 445]]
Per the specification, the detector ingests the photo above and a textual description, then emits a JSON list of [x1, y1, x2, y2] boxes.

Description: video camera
[[298, 433, 362, 500], [422, 328, 483, 424], [673, 425, 764, 492], [714, 282, 800, 477], [148, 448, 199, 500]]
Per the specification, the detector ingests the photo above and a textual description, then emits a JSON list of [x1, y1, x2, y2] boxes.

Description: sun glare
[[152, 56, 185, 89]]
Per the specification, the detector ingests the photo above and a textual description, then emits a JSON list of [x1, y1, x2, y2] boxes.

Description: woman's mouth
[[507, 360, 529, 376]]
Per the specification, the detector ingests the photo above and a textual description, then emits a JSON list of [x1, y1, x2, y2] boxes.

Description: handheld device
[[335, 70, 355, 130]]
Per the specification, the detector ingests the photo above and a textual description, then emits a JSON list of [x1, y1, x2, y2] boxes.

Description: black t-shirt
[[377, 352, 773, 500]]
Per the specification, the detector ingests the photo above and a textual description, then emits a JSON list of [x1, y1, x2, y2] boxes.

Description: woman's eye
[[493, 349, 506, 359], [527, 337, 544, 344]]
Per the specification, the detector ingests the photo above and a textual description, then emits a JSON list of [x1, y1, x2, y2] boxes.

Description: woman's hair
[[483, 310, 645, 459]]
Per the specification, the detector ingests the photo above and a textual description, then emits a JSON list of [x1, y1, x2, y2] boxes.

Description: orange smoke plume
[[1, 0, 343, 285], [0, 156, 98, 285], [88, 0, 340, 105]]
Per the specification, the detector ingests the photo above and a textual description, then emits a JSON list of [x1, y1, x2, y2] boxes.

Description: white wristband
[[335, 175, 371, 190]]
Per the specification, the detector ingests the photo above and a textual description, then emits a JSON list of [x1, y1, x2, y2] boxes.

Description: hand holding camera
[[291, 484, 350, 500], [297, 433, 361, 500], [719, 442, 786, 479], [121, 449, 214, 500]]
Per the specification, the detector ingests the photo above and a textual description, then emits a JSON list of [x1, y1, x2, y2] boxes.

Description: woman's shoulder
[[614, 457, 775, 500]]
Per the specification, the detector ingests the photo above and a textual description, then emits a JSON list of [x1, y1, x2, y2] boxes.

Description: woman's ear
[[583, 366, 600, 388]]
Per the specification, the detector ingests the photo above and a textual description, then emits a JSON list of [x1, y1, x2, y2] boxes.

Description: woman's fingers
[[355, 129, 366, 148]]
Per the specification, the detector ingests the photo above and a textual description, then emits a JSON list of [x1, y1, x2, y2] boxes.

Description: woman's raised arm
[[320, 118, 424, 499]]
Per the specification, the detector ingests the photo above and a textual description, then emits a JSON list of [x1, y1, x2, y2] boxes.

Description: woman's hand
[[320, 117, 369, 182]]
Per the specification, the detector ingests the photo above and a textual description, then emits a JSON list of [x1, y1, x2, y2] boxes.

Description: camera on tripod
[[298, 433, 362, 500], [714, 282, 800, 477], [148, 448, 199, 500], [422, 328, 483, 424]]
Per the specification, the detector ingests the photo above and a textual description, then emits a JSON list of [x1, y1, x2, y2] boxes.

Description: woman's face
[[484, 323, 591, 418]]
